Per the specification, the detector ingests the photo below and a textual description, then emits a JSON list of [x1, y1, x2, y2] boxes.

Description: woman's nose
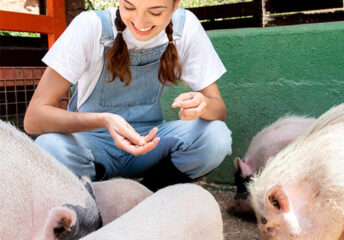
[[132, 12, 149, 28]]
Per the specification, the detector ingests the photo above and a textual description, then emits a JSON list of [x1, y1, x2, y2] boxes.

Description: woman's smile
[[119, 0, 178, 41], [131, 22, 156, 35]]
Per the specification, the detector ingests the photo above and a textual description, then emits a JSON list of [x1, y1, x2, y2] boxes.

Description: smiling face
[[119, 0, 180, 41]]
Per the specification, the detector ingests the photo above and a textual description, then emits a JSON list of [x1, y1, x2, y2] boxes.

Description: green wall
[[161, 21, 344, 184]]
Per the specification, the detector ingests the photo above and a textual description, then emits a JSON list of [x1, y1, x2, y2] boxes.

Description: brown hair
[[107, 8, 182, 86]]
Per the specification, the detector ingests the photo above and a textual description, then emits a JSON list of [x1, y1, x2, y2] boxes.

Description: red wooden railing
[[0, 0, 66, 48]]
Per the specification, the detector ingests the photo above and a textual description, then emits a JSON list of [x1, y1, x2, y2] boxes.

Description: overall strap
[[68, 10, 113, 112], [95, 10, 114, 43], [172, 8, 186, 40]]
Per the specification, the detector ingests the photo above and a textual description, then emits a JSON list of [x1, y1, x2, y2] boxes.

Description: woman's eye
[[124, 6, 135, 11], [150, 11, 162, 17]]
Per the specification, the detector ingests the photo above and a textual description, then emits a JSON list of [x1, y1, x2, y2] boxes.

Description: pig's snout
[[259, 222, 279, 239]]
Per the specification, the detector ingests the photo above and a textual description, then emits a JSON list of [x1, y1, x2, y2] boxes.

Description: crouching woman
[[24, 0, 232, 191]]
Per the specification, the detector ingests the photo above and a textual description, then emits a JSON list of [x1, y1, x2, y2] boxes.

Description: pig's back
[[82, 184, 223, 240], [245, 115, 315, 169], [0, 120, 91, 238]]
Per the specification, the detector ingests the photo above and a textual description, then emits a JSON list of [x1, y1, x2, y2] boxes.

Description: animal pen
[[1, 0, 344, 131], [1, 1, 344, 239]]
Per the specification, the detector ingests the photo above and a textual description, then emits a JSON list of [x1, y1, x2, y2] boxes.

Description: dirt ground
[[198, 181, 260, 240]]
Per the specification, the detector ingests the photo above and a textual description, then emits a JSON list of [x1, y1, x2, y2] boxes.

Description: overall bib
[[36, 9, 232, 186]]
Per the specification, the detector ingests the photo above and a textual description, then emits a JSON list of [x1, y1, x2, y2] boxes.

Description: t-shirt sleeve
[[42, 11, 99, 84], [178, 11, 226, 91]]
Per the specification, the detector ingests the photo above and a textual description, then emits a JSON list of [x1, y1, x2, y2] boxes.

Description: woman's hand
[[171, 92, 207, 121], [171, 83, 226, 121], [101, 113, 160, 156]]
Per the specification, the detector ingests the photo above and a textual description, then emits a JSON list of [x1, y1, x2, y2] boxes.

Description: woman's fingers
[[144, 127, 158, 143], [172, 92, 207, 120], [117, 121, 146, 146], [178, 100, 207, 120], [122, 137, 160, 156], [109, 123, 160, 156]]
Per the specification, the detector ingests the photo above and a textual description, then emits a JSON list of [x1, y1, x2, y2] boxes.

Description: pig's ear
[[42, 206, 77, 239], [235, 157, 253, 178], [266, 185, 290, 214]]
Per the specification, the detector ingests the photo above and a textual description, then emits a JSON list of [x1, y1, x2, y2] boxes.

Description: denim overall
[[35, 9, 232, 181]]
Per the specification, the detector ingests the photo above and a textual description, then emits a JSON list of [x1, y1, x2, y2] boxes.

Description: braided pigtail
[[107, 9, 132, 85], [158, 21, 182, 86]]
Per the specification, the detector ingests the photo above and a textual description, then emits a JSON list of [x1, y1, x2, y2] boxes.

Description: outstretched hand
[[102, 113, 160, 156], [172, 92, 207, 120]]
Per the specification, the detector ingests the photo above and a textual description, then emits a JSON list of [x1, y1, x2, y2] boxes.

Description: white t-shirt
[[43, 8, 226, 110]]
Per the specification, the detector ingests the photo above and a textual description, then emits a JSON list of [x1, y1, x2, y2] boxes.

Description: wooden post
[[252, 0, 263, 27]]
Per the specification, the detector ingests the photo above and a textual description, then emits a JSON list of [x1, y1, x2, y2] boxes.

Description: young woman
[[24, 0, 232, 191]]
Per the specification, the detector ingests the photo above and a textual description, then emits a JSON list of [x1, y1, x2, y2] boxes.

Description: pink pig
[[81, 183, 224, 240], [248, 104, 344, 240], [89, 178, 153, 225], [0, 120, 102, 240], [229, 115, 315, 215]]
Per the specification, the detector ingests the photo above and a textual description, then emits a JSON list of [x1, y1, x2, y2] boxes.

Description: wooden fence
[[2, 0, 344, 62], [3, 0, 344, 66], [263, 0, 344, 26], [186, 0, 344, 29], [187, 0, 262, 30]]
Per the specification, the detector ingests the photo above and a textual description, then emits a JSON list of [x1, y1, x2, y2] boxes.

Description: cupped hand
[[101, 113, 160, 156], [171, 92, 207, 120]]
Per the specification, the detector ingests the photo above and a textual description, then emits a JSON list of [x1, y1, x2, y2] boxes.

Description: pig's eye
[[261, 217, 267, 224]]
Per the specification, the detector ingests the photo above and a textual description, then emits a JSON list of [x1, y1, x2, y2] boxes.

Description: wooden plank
[[187, 2, 260, 20], [201, 17, 260, 30], [265, 10, 344, 26], [265, 0, 343, 14], [0, 10, 53, 34]]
